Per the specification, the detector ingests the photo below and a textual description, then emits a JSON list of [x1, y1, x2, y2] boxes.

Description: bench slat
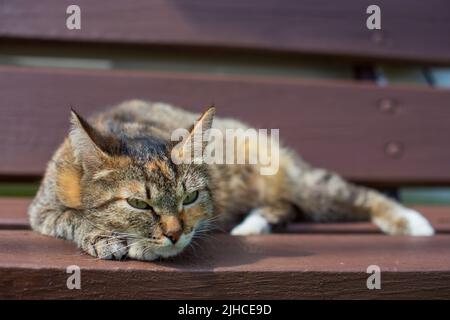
[[1, 66, 450, 185], [2, 198, 450, 234], [1, 230, 450, 299], [1, 1, 450, 63]]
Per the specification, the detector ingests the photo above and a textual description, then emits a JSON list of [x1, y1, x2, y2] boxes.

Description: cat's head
[[56, 107, 216, 260]]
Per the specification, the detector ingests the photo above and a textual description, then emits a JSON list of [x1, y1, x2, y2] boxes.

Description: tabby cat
[[28, 100, 434, 261]]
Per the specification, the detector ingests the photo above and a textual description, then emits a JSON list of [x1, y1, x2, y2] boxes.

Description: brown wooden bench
[[1, 1, 450, 299]]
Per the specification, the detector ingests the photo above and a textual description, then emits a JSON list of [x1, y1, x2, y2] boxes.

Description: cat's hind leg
[[295, 168, 434, 236]]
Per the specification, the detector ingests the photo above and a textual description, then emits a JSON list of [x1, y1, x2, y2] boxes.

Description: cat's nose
[[160, 215, 182, 244], [164, 230, 182, 244]]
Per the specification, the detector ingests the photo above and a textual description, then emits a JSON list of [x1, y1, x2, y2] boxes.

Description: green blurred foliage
[[0, 183, 39, 197]]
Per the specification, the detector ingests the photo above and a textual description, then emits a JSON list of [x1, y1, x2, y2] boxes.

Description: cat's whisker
[[195, 221, 221, 235], [192, 230, 219, 242], [193, 230, 215, 238], [193, 234, 217, 243], [199, 216, 222, 229], [193, 228, 214, 236], [193, 222, 221, 238], [197, 225, 215, 232], [142, 244, 156, 258], [189, 238, 208, 256], [112, 232, 143, 240], [187, 240, 201, 258], [141, 240, 169, 258]]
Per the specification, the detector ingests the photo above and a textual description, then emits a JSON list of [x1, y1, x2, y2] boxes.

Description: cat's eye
[[127, 198, 151, 210], [183, 191, 199, 206]]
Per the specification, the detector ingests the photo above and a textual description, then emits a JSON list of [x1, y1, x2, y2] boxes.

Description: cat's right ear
[[69, 109, 111, 171], [171, 107, 215, 164]]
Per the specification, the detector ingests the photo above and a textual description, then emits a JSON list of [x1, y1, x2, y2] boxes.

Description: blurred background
[[0, 0, 450, 206]]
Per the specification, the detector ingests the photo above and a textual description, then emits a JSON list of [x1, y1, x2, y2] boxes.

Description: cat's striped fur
[[28, 100, 434, 261]]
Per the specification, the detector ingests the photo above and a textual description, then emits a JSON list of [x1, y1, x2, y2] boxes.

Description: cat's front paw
[[373, 207, 435, 236], [83, 233, 129, 260]]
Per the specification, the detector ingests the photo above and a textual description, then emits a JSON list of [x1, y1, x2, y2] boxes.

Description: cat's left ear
[[172, 106, 215, 164], [69, 109, 113, 171]]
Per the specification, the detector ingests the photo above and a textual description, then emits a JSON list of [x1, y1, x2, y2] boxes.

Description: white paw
[[128, 242, 158, 261], [94, 238, 128, 260], [373, 207, 435, 236], [231, 211, 271, 236]]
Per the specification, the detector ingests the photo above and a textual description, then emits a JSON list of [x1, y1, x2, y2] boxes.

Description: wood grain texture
[[1, 66, 450, 184], [1, 230, 450, 299], [1, 1, 449, 63], [1, 198, 450, 234]]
